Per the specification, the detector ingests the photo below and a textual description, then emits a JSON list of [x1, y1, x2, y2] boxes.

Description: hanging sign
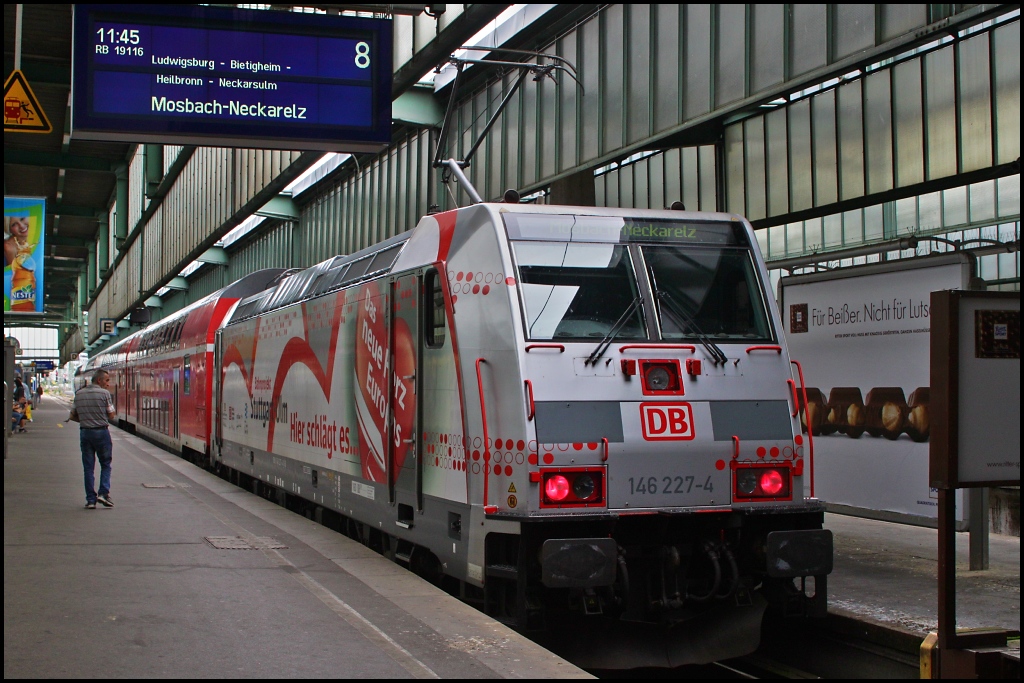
[[71, 4, 393, 152], [3, 70, 53, 133], [4, 196, 47, 314]]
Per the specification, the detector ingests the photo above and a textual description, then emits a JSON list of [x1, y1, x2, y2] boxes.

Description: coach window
[[183, 355, 191, 395], [425, 270, 446, 348]]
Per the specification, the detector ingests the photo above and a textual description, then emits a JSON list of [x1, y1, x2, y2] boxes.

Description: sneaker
[[85, 502, 96, 509], [97, 494, 114, 508]]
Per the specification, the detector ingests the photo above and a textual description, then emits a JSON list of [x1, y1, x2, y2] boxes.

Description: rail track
[[584, 609, 922, 679]]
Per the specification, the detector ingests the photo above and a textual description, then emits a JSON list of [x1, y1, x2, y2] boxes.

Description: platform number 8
[[355, 41, 370, 69]]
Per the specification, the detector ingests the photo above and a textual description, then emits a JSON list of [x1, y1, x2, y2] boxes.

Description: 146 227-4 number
[[628, 475, 713, 495]]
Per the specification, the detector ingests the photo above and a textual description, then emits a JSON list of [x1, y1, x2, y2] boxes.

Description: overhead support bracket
[[144, 296, 163, 308], [165, 277, 189, 291], [197, 246, 229, 266], [254, 194, 299, 221], [52, 236, 90, 248], [392, 87, 445, 127], [49, 203, 108, 217], [3, 148, 123, 173]]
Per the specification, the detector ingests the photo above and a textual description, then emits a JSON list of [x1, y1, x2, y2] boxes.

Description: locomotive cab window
[[424, 269, 446, 348], [513, 242, 646, 341], [644, 246, 772, 341]]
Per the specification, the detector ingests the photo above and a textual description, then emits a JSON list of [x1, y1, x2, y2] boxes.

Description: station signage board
[[98, 318, 117, 335], [779, 253, 972, 527], [4, 196, 46, 314], [71, 4, 393, 152]]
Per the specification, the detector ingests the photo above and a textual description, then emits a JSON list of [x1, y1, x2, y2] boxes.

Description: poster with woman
[[4, 196, 46, 313]]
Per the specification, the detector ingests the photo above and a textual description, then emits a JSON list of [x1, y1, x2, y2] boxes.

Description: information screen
[[72, 4, 393, 151], [504, 214, 748, 246]]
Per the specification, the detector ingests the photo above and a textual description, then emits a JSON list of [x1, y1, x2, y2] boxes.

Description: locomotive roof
[[224, 204, 750, 324], [228, 230, 411, 324], [88, 269, 292, 360]]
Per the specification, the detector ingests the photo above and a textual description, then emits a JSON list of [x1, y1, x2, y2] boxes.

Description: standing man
[[70, 370, 117, 509]]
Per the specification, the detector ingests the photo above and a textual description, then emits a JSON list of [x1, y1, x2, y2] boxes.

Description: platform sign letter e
[[640, 402, 695, 441]]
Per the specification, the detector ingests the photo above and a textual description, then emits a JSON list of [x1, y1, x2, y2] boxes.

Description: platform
[[826, 509, 1019, 636], [4, 396, 1019, 677], [3, 397, 590, 679]]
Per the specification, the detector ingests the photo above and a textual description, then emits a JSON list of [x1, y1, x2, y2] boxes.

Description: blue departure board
[[72, 5, 393, 152]]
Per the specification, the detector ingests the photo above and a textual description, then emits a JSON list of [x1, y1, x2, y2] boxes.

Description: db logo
[[640, 402, 695, 441]]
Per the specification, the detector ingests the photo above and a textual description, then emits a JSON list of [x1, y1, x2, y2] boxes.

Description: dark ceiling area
[[5, 3, 133, 319], [4, 3, 519, 325]]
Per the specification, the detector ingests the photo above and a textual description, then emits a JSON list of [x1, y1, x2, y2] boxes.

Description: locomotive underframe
[[215, 438, 828, 636], [484, 507, 829, 632]]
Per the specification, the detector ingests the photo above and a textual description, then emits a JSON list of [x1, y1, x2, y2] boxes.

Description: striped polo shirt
[[74, 385, 114, 429]]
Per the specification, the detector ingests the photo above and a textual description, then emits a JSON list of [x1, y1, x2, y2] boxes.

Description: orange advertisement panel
[[4, 196, 46, 314]]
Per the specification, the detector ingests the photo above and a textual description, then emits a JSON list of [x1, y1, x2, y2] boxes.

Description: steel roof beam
[[4, 149, 121, 173]]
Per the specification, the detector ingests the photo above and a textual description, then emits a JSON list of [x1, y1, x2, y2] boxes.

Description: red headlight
[[540, 468, 606, 508], [760, 469, 784, 495], [545, 475, 571, 502], [733, 465, 792, 501]]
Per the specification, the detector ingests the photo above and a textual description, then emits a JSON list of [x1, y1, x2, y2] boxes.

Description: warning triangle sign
[[4, 70, 52, 134]]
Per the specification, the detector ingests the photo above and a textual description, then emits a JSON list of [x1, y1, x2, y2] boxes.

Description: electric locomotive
[[204, 203, 832, 667]]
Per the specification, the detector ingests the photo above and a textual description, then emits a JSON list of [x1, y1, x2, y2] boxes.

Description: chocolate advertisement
[[779, 255, 971, 524]]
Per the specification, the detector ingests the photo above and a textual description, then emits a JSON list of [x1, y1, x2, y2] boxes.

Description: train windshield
[[643, 245, 772, 341], [506, 214, 772, 342], [512, 242, 646, 341]]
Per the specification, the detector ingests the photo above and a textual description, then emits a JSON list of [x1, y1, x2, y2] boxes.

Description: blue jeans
[[81, 428, 113, 503]]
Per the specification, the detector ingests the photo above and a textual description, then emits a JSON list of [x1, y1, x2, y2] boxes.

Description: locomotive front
[[470, 207, 832, 665]]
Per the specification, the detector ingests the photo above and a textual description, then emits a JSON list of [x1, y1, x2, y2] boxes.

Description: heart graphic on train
[[354, 283, 415, 482]]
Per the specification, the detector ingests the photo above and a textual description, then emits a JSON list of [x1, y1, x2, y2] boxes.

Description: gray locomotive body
[[207, 203, 830, 667]]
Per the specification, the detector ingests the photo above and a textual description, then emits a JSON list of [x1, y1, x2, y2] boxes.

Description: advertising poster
[[4, 196, 46, 314], [779, 254, 970, 525]]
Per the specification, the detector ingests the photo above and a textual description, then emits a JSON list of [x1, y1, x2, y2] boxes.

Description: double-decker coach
[[86, 269, 289, 460]]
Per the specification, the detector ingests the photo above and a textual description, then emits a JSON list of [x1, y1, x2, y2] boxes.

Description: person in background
[[11, 398, 28, 433], [12, 377, 26, 404], [33, 383, 44, 409], [70, 370, 117, 509]]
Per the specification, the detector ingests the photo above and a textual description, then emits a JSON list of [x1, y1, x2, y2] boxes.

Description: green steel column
[[97, 215, 109, 279], [144, 144, 163, 198], [115, 165, 129, 249], [87, 242, 97, 299], [78, 269, 87, 310]]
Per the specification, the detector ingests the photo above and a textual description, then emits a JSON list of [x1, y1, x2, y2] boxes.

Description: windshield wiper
[[585, 294, 644, 366], [656, 290, 728, 365]]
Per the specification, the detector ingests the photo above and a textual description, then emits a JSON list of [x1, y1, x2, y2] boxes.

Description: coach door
[[213, 330, 223, 457], [389, 272, 420, 510], [172, 368, 180, 439]]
